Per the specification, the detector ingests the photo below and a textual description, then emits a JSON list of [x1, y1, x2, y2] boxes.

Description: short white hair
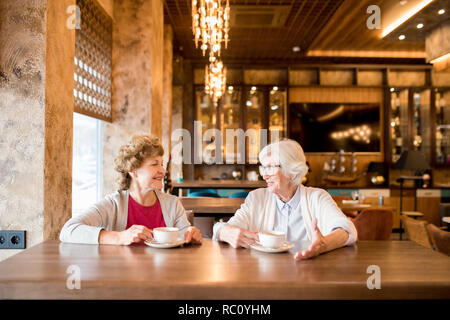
[[258, 139, 308, 185]]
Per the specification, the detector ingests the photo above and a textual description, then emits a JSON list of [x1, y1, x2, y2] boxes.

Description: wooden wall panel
[[244, 69, 287, 85], [432, 71, 450, 86], [320, 70, 353, 86], [357, 70, 383, 86], [289, 87, 383, 103], [289, 69, 317, 85], [388, 70, 426, 87]]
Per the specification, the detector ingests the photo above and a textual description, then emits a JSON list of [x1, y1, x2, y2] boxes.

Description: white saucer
[[144, 238, 185, 249], [250, 241, 294, 253]]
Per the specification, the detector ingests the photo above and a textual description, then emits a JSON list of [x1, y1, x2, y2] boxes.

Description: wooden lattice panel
[[74, 0, 112, 122]]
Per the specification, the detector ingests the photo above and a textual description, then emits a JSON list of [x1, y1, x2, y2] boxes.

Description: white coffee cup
[[258, 231, 285, 248], [153, 227, 179, 244]]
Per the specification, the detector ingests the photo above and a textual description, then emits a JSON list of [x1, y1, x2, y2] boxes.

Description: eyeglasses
[[259, 165, 281, 176]]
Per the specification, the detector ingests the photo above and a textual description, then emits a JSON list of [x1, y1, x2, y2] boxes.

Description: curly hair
[[114, 134, 164, 190]]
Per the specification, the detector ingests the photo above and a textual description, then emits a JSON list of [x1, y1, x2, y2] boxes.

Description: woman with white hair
[[213, 139, 357, 260]]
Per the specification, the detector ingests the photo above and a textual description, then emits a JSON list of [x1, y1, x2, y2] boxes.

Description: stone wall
[[102, 0, 164, 195], [0, 0, 75, 261], [0, 0, 47, 261]]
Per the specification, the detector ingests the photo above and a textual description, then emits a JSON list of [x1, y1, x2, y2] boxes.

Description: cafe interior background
[[0, 0, 449, 261]]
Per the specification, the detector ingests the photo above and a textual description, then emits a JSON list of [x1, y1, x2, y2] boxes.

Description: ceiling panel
[[164, 0, 430, 64]]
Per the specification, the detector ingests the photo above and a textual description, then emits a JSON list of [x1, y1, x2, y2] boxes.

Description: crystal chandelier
[[192, 0, 230, 57], [205, 57, 227, 106]]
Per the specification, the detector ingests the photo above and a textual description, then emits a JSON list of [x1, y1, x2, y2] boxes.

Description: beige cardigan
[[60, 189, 190, 244], [213, 185, 357, 246]]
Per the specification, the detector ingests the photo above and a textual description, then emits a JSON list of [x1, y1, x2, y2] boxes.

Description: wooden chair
[[331, 195, 358, 218], [351, 209, 393, 240], [400, 215, 432, 248], [426, 224, 450, 256], [185, 209, 194, 226]]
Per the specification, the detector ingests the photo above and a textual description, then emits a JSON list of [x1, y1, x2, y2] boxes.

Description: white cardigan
[[213, 185, 357, 246], [60, 189, 190, 244]]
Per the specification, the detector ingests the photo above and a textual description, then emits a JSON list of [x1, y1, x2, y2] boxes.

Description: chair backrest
[[426, 224, 450, 256], [188, 191, 221, 198], [185, 209, 194, 226], [438, 203, 450, 227], [351, 209, 393, 240], [400, 216, 432, 248], [187, 188, 218, 196], [229, 191, 249, 198], [332, 195, 358, 218]]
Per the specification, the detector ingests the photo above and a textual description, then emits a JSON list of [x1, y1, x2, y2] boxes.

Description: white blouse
[[213, 185, 357, 248]]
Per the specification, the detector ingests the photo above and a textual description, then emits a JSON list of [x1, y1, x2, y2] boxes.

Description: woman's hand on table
[[118, 225, 153, 245], [184, 226, 202, 244], [294, 219, 326, 260], [219, 225, 259, 249]]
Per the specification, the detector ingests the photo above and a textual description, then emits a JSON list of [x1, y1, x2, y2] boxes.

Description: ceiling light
[[271, 105, 279, 110], [204, 59, 227, 107], [192, 0, 230, 57], [400, 0, 408, 5], [390, 87, 395, 92], [438, 9, 445, 15], [292, 46, 300, 52], [381, 0, 433, 37], [430, 53, 450, 64], [251, 86, 257, 91], [417, 23, 424, 29], [399, 34, 406, 40]]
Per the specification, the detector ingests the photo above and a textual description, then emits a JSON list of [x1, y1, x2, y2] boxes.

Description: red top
[[126, 194, 166, 230]]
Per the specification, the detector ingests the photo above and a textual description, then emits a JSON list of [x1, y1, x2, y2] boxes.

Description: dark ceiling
[[164, 0, 344, 62], [163, 0, 438, 65]]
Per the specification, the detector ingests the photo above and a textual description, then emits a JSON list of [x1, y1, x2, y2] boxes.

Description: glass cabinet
[[412, 89, 431, 163], [245, 86, 265, 164], [195, 89, 217, 164], [220, 86, 242, 164], [435, 89, 450, 165], [390, 89, 409, 162], [195, 85, 287, 165], [269, 86, 287, 143], [388, 87, 449, 167]]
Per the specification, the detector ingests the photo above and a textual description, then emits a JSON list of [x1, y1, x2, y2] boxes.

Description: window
[[74, 0, 112, 122], [72, 113, 103, 216]]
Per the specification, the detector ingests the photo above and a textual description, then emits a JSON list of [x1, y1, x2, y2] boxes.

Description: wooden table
[[180, 197, 244, 215], [0, 240, 449, 300]]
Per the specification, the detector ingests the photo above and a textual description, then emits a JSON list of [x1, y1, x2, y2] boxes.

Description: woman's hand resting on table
[[184, 226, 202, 244], [100, 225, 203, 245], [218, 225, 259, 248], [118, 225, 153, 245], [98, 225, 153, 245]]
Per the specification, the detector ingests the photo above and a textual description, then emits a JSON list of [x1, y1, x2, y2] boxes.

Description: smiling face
[[131, 156, 165, 190], [260, 155, 293, 195]]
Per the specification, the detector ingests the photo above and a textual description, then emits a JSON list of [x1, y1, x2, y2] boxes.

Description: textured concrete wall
[[0, 0, 74, 261], [0, 0, 47, 261], [102, 0, 164, 195]]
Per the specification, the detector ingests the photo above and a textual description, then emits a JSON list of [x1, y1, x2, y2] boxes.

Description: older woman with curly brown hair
[[60, 134, 202, 245]]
